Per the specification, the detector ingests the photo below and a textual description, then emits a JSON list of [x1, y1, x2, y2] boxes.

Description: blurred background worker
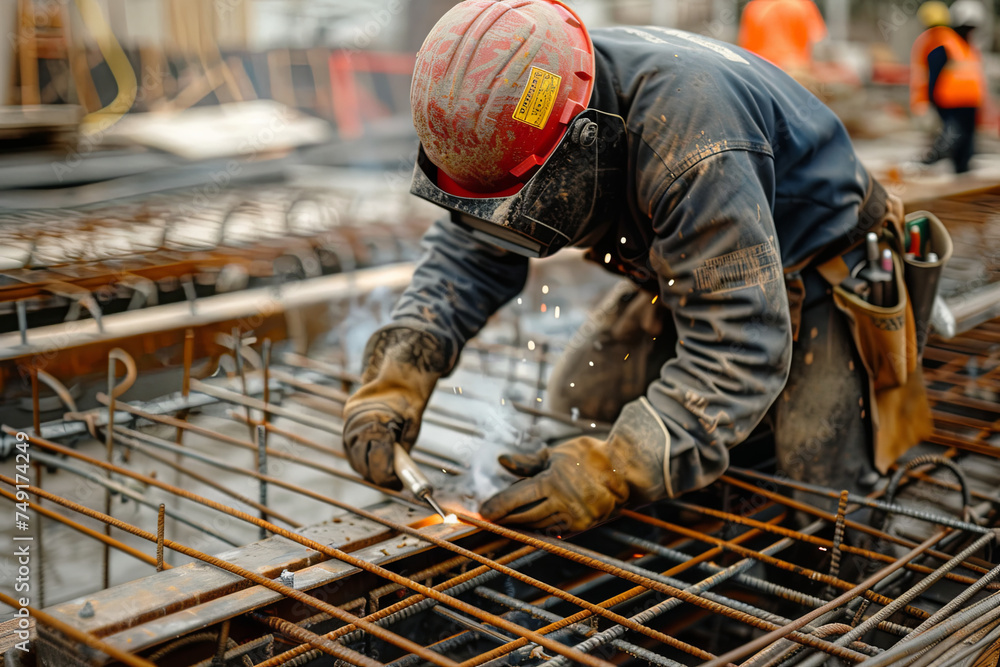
[[342, 0, 932, 533], [911, 0, 986, 173], [738, 0, 828, 77]]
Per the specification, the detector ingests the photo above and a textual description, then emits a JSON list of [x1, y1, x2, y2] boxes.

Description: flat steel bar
[[0, 591, 155, 667]]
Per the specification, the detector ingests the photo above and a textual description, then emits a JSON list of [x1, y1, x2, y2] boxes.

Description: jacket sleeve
[[927, 45, 948, 106], [642, 148, 792, 497], [386, 216, 530, 373]]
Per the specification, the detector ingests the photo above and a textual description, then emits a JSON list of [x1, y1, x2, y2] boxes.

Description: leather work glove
[[480, 399, 670, 533], [342, 326, 451, 489]]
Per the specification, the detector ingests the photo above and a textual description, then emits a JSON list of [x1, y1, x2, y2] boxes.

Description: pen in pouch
[[858, 232, 891, 306], [881, 248, 896, 307]]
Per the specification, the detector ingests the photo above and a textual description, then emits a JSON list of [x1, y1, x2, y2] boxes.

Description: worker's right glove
[[480, 399, 670, 533], [342, 326, 451, 489]]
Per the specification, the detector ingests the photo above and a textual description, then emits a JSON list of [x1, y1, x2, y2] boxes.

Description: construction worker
[[342, 0, 931, 533], [911, 0, 985, 173], [738, 0, 828, 74]]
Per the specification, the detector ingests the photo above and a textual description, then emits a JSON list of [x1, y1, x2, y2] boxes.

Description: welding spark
[[554, 306, 560, 318], [589, 361, 594, 366], [604, 253, 612, 263], [651, 295, 658, 304], [542, 285, 549, 294], [528, 340, 536, 351], [621, 236, 627, 244]]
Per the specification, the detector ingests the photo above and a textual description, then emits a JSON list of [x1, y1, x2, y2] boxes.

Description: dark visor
[[410, 109, 628, 258]]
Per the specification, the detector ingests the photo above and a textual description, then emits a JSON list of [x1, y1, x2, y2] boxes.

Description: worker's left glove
[[480, 399, 670, 533], [342, 326, 451, 489]]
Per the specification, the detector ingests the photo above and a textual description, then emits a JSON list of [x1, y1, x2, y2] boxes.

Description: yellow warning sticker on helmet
[[512, 67, 562, 129]]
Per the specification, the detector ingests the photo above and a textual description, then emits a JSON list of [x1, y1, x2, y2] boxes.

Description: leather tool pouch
[[815, 199, 949, 474]]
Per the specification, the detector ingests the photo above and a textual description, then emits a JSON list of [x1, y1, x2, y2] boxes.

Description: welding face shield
[[410, 109, 628, 259]]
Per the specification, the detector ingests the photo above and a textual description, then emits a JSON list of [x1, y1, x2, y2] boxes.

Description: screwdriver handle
[[393, 442, 432, 499]]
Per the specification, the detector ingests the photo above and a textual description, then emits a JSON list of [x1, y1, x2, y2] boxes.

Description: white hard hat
[[951, 0, 986, 28]]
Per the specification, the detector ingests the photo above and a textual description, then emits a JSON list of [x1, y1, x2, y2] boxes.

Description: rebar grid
[[3, 307, 1000, 667]]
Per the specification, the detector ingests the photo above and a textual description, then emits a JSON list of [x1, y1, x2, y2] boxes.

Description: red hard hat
[[410, 0, 596, 196]]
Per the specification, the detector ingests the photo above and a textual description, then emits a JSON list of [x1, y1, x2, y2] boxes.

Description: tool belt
[[786, 178, 953, 474]]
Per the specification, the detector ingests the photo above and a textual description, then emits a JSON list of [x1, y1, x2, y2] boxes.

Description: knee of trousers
[[548, 283, 673, 423]]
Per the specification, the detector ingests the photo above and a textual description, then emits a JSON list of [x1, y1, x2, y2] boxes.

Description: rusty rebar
[[0, 474, 460, 667], [257, 545, 538, 667], [728, 468, 989, 534], [621, 508, 932, 619], [829, 489, 850, 584], [0, 590, 155, 667], [1, 434, 616, 667], [96, 424, 707, 655], [228, 412, 463, 475], [793, 529, 998, 667], [28, 366, 46, 609], [249, 612, 381, 666], [262, 338, 272, 424], [666, 501, 986, 589], [462, 520, 786, 667], [0, 486, 166, 569], [213, 619, 232, 667], [256, 424, 269, 541], [156, 504, 165, 573], [115, 427, 301, 527], [699, 529, 949, 667], [720, 473, 996, 578], [453, 513, 871, 662]]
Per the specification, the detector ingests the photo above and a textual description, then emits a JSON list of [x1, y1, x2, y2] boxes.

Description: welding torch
[[393, 442, 448, 519]]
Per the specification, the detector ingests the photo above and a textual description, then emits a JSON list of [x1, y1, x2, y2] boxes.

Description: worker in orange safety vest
[[911, 0, 986, 173], [738, 0, 828, 75]]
